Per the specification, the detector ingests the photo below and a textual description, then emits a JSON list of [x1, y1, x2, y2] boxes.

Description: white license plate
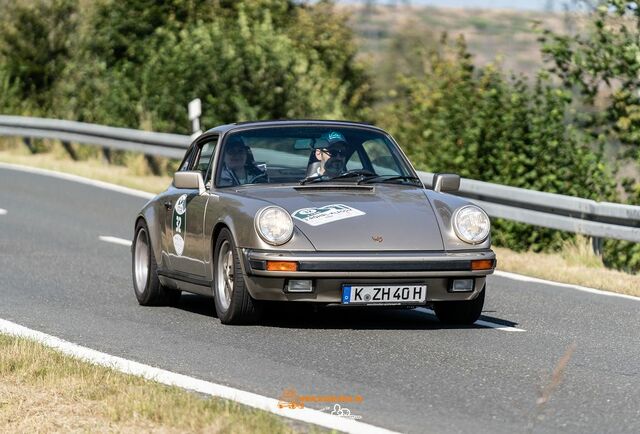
[[341, 284, 427, 305]]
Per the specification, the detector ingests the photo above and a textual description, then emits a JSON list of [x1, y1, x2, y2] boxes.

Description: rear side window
[[196, 140, 217, 172], [179, 146, 198, 171], [193, 137, 218, 183], [178, 136, 218, 187]]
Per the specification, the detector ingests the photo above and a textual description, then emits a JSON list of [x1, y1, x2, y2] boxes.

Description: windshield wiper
[[300, 170, 377, 185], [357, 175, 422, 185], [329, 169, 377, 182], [299, 175, 329, 185]]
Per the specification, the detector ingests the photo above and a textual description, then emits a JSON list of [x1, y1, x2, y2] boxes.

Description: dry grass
[[0, 335, 310, 433], [0, 139, 171, 193], [495, 237, 640, 297]]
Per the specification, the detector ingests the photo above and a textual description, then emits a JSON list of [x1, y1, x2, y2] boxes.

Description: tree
[[141, 10, 352, 133], [61, 0, 372, 129], [539, 0, 640, 271], [382, 36, 615, 251], [539, 0, 640, 186], [0, 0, 77, 112], [288, 1, 373, 119]]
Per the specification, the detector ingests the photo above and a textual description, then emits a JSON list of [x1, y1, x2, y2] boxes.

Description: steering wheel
[[324, 157, 346, 177]]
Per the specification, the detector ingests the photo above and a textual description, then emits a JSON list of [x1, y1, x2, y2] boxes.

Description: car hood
[[234, 184, 444, 251]]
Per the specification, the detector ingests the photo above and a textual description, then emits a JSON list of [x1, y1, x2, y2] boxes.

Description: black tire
[[433, 287, 485, 325], [132, 220, 181, 306], [213, 228, 262, 324]]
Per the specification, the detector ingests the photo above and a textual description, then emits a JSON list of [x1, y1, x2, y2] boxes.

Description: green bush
[[380, 36, 616, 252], [141, 10, 355, 133], [0, 65, 23, 113], [0, 0, 78, 114], [539, 0, 640, 272], [58, 0, 371, 131]]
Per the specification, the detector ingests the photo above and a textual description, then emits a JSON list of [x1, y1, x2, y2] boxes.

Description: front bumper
[[241, 249, 495, 303]]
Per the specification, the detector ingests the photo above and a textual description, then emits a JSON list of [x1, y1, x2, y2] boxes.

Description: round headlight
[[255, 206, 294, 245], [453, 205, 490, 244]]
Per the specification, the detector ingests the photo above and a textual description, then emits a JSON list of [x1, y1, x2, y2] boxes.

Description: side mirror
[[433, 173, 460, 193], [174, 171, 205, 194]]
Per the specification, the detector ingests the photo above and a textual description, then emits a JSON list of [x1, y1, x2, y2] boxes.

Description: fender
[[202, 192, 316, 282], [136, 190, 173, 267], [424, 189, 492, 251]]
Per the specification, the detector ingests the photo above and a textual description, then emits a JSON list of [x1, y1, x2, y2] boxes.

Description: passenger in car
[[219, 136, 267, 186]]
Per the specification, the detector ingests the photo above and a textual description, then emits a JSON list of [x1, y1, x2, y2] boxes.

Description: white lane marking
[[415, 307, 526, 332], [0, 318, 397, 434], [494, 270, 640, 302], [0, 162, 154, 199], [0, 208, 6, 215], [99, 235, 132, 247]]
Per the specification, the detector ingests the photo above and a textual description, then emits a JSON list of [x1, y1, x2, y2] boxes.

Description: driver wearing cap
[[309, 131, 349, 178]]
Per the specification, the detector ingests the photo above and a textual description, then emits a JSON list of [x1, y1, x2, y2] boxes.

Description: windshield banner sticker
[[292, 204, 365, 226], [172, 194, 188, 256]]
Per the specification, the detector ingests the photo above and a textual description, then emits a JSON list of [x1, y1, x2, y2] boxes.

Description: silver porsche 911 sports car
[[132, 120, 496, 325]]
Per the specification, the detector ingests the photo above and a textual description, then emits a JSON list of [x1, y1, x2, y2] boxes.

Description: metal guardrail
[[419, 173, 640, 243], [0, 115, 189, 159], [1, 115, 639, 243]]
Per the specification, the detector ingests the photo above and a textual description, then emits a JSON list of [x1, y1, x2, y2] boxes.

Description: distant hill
[[344, 4, 575, 80]]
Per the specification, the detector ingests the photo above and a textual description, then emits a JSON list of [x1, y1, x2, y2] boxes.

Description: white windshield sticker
[[292, 204, 365, 226]]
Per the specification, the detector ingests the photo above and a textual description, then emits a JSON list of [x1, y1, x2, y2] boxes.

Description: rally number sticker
[[291, 204, 365, 227], [172, 194, 188, 256]]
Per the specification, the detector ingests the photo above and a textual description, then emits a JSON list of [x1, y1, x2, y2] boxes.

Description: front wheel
[[433, 287, 485, 325], [213, 228, 262, 324]]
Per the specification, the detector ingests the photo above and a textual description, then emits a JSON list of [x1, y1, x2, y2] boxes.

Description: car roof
[[204, 119, 384, 135]]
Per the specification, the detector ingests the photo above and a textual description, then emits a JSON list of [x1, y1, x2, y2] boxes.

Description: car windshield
[[215, 125, 418, 187]]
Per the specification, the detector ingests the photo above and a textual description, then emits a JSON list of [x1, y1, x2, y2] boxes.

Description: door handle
[[163, 201, 173, 210]]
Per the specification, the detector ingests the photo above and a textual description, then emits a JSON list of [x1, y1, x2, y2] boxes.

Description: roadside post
[[591, 236, 604, 256], [188, 98, 202, 140]]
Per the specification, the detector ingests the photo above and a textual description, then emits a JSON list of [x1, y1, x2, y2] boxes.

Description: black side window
[[192, 137, 218, 183]]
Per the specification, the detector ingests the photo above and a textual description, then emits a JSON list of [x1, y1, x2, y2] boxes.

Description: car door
[[164, 135, 218, 278], [161, 144, 198, 270]]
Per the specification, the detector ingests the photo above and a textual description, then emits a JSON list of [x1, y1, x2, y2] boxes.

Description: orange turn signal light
[[266, 261, 298, 272], [471, 259, 495, 271]]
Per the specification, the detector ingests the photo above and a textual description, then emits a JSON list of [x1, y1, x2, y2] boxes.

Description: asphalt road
[[1, 165, 639, 434]]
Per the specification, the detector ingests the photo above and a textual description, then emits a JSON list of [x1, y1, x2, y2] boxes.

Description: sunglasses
[[322, 148, 347, 157]]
